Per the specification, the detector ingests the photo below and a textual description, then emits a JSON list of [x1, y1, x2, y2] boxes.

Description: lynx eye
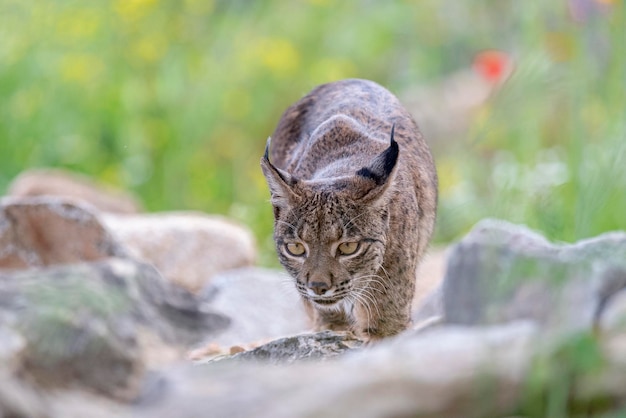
[[337, 241, 360, 256], [285, 242, 306, 257]]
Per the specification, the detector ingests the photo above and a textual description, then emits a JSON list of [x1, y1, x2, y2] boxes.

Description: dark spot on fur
[[363, 327, 380, 336]]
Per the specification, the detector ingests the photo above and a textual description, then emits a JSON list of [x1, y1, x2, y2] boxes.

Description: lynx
[[261, 79, 437, 341]]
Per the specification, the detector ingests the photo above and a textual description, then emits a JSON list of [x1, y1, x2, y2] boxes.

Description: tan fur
[[261, 79, 437, 341]]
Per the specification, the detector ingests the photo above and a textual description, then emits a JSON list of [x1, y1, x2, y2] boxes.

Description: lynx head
[[261, 128, 399, 310]]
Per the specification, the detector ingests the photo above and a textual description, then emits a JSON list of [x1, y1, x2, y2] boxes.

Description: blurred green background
[[1, 0, 624, 264]]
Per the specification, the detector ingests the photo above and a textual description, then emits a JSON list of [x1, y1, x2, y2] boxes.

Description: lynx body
[[261, 79, 437, 341]]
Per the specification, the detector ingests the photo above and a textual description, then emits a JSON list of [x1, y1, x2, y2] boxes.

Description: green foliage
[[437, 1, 626, 243], [0, 0, 624, 264], [521, 331, 610, 417]]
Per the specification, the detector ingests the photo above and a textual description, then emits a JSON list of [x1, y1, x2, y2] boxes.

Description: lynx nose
[[308, 281, 330, 296]]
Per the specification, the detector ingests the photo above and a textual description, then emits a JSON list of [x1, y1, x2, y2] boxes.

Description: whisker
[[350, 293, 371, 332], [357, 289, 381, 319], [362, 282, 386, 294], [376, 264, 394, 288], [353, 274, 388, 293], [343, 211, 367, 230], [379, 264, 391, 282]]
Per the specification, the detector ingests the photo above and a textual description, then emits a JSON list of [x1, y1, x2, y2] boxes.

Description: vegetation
[[1, 0, 623, 263]]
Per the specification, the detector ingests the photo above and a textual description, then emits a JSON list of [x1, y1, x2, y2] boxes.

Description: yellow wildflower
[[258, 38, 300, 76], [114, 0, 157, 23], [59, 53, 104, 84]]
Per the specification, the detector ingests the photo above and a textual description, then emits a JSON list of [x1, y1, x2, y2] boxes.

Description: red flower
[[473, 50, 511, 83]]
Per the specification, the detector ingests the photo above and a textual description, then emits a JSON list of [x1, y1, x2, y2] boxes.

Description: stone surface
[[0, 197, 127, 269], [411, 247, 447, 325], [597, 268, 626, 331], [8, 168, 142, 214], [2, 219, 626, 417], [200, 267, 309, 346], [0, 258, 229, 400], [0, 368, 136, 418], [413, 246, 448, 309], [0, 367, 49, 418], [412, 283, 443, 324], [0, 325, 25, 366], [138, 323, 539, 418], [102, 212, 257, 292], [442, 219, 626, 333], [224, 331, 362, 364]]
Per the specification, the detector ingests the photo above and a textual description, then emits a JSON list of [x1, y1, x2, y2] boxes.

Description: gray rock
[[412, 283, 443, 324], [0, 368, 136, 418], [442, 219, 626, 333], [138, 322, 538, 418], [0, 325, 25, 365], [45, 389, 135, 418], [8, 168, 142, 214], [201, 267, 309, 346], [225, 330, 362, 364], [0, 258, 229, 400], [0, 197, 127, 269], [102, 212, 257, 292], [0, 367, 49, 418], [596, 267, 626, 331], [2, 221, 626, 417]]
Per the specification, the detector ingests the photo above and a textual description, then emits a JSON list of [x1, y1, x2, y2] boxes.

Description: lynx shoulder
[[261, 79, 437, 341]]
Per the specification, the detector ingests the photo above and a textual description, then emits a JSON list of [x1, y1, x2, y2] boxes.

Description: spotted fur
[[261, 79, 437, 341]]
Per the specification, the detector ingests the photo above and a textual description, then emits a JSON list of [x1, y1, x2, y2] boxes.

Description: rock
[[412, 247, 447, 323], [45, 389, 135, 418], [8, 168, 142, 214], [102, 212, 256, 292], [0, 325, 25, 369], [1, 220, 626, 417], [413, 247, 448, 307], [137, 322, 539, 418], [0, 258, 229, 400], [0, 369, 136, 418], [200, 268, 309, 346], [224, 331, 362, 364], [412, 283, 443, 324], [0, 262, 143, 400], [442, 219, 626, 333], [596, 267, 626, 331], [0, 197, 127, 269], [0, 367, 49, 418], [0, 194, 257, 294]]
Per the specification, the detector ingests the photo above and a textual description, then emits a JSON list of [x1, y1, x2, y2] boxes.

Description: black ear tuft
[[261, 137, 294, 186], [355, 124, 399, 185], [263, 137, 271, 161], [260, 137, 300, 208]]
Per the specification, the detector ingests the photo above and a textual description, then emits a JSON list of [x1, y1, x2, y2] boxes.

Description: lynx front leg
[[351, 279, 413, 342]]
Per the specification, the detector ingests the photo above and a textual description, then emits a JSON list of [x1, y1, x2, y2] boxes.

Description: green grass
[[0, 0, 624, 264], [1, 1, 625, 412]]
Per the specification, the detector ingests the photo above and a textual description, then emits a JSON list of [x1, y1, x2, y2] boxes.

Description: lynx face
[[273, 188, 389, 311]]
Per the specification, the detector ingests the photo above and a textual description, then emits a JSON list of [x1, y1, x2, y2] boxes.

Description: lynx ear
[[260, 137, 299, 209], [351, 125, 399, 202]]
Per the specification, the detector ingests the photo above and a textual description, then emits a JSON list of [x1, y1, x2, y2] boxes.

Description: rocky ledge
[[1, 169, 626, 417]]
